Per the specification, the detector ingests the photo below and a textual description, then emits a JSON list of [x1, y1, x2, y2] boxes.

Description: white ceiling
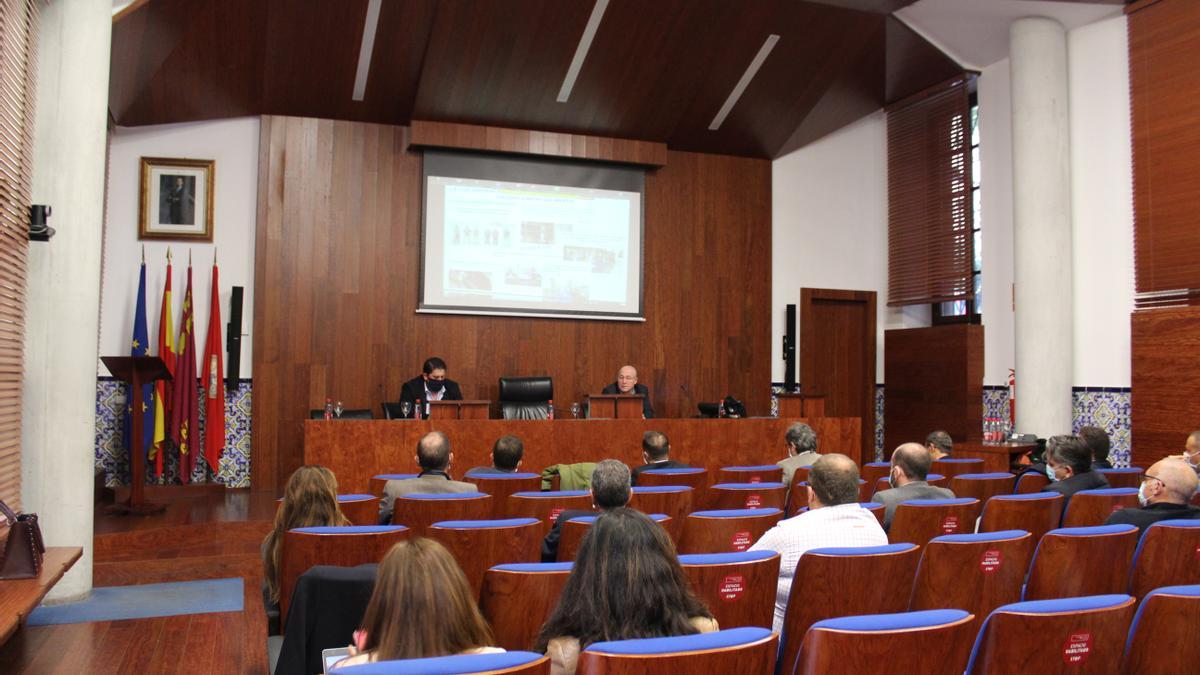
[[897, 0, 1124, 71]]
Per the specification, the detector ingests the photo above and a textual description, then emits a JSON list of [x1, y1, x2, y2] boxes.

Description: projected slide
[[422, 175, 643, 319]]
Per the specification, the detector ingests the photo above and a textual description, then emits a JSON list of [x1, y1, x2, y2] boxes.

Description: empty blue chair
[[966, 595, 1136, 674], [336, 651, 549, 674], [678, 550, 781, 629], [481, 563, 574, 651], [1130, 519, 1200, 597], [1123, 585, 1200, 674], [577, 627, 777, 673], [1023, 524, 1138, 601], [1096, 467, 1143, 489], [679, 508, 784, 553], [795, 609, 975, 675]]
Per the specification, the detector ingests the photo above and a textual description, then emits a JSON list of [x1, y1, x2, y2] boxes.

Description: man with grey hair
[[1106, 458, 1200, 532], [378, 431, 478, 524], [1043, 434, 1109, 507], [925, 430, 953, 461], [749, 453, 887, 633], [541, 459, 632, 561], [778, 422, 821, 489], [871, 442, 956, 529]]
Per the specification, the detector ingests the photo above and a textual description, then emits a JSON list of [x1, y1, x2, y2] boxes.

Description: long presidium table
[[305, 417, 861, 494]]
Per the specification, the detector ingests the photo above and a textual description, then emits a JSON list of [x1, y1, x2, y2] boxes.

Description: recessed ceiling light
[[709, 34, 780, 131], [352, 0, 383, 102], [557, 0, 611, 103]]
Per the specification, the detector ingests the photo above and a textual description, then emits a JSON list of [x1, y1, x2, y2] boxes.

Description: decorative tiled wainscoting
[[771, 384, 1133, 467], [96, 377, 252, 487]]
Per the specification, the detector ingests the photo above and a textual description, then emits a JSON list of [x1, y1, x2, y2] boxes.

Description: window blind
[[0, 0, 40, 511], [886, 76, 974, 308]]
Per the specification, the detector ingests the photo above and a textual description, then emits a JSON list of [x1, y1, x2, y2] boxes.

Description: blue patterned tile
[[874, 385, 884, 462], [1073, 389, 1132, 468]]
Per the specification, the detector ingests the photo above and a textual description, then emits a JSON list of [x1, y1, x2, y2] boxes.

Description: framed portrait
[[138, 157, 215, 241]]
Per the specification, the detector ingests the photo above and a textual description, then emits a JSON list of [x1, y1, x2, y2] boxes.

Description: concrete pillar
[[22, 0, 112, 601], [1010, 17, 1073, 437]]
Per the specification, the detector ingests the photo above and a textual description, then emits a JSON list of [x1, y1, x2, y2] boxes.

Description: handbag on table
[[0, 498, 45, 579]]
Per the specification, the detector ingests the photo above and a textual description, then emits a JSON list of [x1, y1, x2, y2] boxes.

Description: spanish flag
[[151, 250, 175, 478]]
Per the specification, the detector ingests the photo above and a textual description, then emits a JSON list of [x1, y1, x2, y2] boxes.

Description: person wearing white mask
[[1106, 458, 1200, 533], [1042, 435, 1109, 509], [1170, 430, 1200, 475]]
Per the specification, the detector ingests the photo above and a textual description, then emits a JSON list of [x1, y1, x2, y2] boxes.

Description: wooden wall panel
[[251, 116, 771, 492], [883, 325, 984, 455], [410, 121, 668, 166], [1131, 306, 1200, 468]]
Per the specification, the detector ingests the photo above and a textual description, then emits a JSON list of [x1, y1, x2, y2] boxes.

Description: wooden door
[[799, 289, 876, 465]]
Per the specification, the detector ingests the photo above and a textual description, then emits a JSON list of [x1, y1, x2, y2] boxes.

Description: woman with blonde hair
[[261, 465, 350, 608], [332, 538, 502, 667], [535, 507, 717, 675]]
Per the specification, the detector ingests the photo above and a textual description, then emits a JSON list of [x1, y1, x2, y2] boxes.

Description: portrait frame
[[138, 157, 215, 241]]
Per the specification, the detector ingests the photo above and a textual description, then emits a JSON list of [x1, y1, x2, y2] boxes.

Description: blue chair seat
[[584, 627, 772, 655], [678, 550, 778, 565], [564, 513, 669, 524], [402, 492, 488, 500], [631, 486, 693, 494], [689, 508, 783, 518], [643, 467, 706, 475], [338, 493, 376, 502], [464, 472, 540, 479], [431, 518, 539, 529], [511, 490, 590, 498], [810, 608, 969, 632], [711, 482, 786, 490], [490, 562, 574, 573], [337, 651, 545, 674], [291, 525, 407, 535], [808, 543, 917, 556], [930, 529, 1028, 544], [722, 465, 780, 471]]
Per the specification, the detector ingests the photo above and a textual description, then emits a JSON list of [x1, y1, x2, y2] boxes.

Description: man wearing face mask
[[1042, 434, 1109, 507], [1170, 429, 1200, 476], [1105, 458, 1200, 532], [869, 442, 956, 530], [399, 356, 464, 413]]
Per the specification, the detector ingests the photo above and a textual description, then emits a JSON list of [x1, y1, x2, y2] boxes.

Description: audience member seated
[[600, 365, 654, 419], [1078, 425, 1114, 470], [1106, 458, 1200, 532], [534, 508, 716, 675], [542, 460, 631, 562], [925, 430, 953, 461], [331, 538, 503, 668], [630, 431, 688, 486], [262, 465, 350, 613], [1170, 429, 1200, 477], [869, 443, 955, 529], [1043, 434, 1109, 506], [748, 453, 888, 633], [399, 356, 464, 410], [467, 435, 525, 475], [378, 431, 478, 524], [778, 422, 821, 488]]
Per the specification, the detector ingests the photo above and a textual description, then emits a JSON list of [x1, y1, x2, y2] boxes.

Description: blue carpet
[[27, 577, 243, 626]]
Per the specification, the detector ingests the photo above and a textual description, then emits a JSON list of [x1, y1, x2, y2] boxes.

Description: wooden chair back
[[708, 483, 787, 511], [1129, 520, 1200, 598], [679, 550, 781, 630], [628, 486, 693, 541], [336, 494, 380, 526], [861, 502, 886, 528], [507, 491, 595, 537], [779, 543, 922, 675], [932, 458, 986, 480], [1096, 467, 1143, 490], [391, 493, 493, 535], [577, 627, 777, 675], [637, 467, 709, 507], [949, 473, 1016, 505], [718, 465, 783, 485], [979, 492, 1063, 543], [426, 518, 542, 599], [557, 514, 672, 562], [1061, 488, 1140, 528], [463, 473, 543, 518], [860, 462, 891, 487], [909, 530, 1035, 635], [875, 473, 947, 493], [786, 472, 809, 516], [1024, 524, 1139, 601], [965, 595, 1136, 674], [279, 525, 409, 626], [368, 474, 416, 498], [1123, 586, 1200, 675], [796, 609, 976, 675], [480, 563, 573, 651], [888, 498, 982, 547], [678, 508, 784, 554], [1014, 471, 1051, 494]]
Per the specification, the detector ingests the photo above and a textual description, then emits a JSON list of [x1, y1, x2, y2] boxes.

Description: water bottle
[[424, 400, 431, 418], [547, 399, 554, 420], [324, 398, 333, 421], [334, 400, 344, 418], [414, 399, 422, 420]]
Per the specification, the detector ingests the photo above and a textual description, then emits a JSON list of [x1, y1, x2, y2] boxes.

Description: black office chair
[[498, 376, 553, 420], [308, 408, 374, 420], [381, 402, 404, 420]]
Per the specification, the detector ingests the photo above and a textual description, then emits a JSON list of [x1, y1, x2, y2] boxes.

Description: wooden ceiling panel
[[884, 16, 964, 104]]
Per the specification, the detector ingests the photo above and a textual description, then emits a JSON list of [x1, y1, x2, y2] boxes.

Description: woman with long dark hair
[[534, 507, 716, 675]]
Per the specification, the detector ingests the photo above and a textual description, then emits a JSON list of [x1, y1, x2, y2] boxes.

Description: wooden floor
[[0, 487, 279, 674]]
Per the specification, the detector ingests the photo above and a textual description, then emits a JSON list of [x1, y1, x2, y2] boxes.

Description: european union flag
[[125, 262, 155, 470]]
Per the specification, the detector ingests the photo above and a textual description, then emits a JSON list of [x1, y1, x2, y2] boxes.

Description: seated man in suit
[[377, 431, 477, 524], [1078, 426, 1114, 470], [925, 430, 953, 461], [870, 442, 956, 529], [1106, 458, 1200, 532], [630, 431, 688, 485], [1043, 434, 1109, 508], [541, 459, 631, 562], [600, 365, 654, 419], [398, 356, 464, 412], [749, 454, 888, 633], [778, 422, 821, 489], [466, 435, 525, 475]]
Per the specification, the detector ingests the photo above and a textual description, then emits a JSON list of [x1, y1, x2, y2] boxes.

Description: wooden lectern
[[586, 394, 644, 419], [101, 355, 172, 515], [427, 400, 491, 420], [775, 393, 826, 418]]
